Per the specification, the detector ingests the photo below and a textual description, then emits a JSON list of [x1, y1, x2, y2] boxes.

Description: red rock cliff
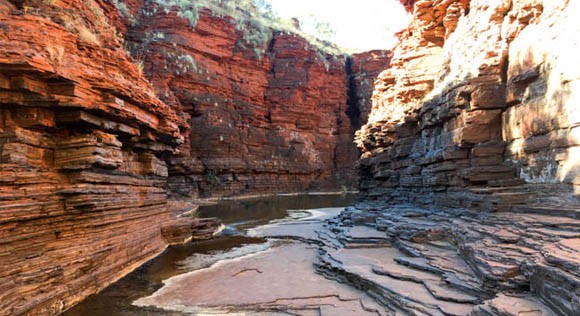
[[120, 3, 368, 198], [0, 0, 383, 314], [0, 0, 190, 314]]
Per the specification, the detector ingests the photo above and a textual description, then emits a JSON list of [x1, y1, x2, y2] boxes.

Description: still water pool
[[63, 194, 356, 316]]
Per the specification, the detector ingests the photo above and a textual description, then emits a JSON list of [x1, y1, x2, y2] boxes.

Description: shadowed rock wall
[[119, 2, 379, 198], [349, 50, 393, 128]]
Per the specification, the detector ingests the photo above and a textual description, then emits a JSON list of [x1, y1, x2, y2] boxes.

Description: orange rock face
[[123, 5, 365, 198], [0, 0, 189, 315], [0, 0, 382, 314]]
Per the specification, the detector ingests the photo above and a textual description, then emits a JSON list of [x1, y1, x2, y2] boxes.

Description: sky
[[268, 0, 411, 52]]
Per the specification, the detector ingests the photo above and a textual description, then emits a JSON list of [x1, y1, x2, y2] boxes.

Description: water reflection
[[63, 193, 356, 316], [198, 193, 357, 229]]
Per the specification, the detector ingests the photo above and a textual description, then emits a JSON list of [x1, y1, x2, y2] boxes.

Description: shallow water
[[63, 194, 356, 316]]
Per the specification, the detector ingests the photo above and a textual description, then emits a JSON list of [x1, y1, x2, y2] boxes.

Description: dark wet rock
[[139, 203, 578, 316], [249, 204, 578, 315], [314, 205, 579, 316]]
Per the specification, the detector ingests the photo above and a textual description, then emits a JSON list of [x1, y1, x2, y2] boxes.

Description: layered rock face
[[357, 0, 579, 211], [0, 0, 384, 314], [0, 0, 189, 314], [354, 0, 579, 315], [120, 3, 369, 198]]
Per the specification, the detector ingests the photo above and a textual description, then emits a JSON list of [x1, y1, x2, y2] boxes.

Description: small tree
[[314, 21, 335, 41]]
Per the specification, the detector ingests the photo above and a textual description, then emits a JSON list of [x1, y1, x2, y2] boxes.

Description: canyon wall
[[354, 0, 579, 315], [0, 0, 385, 314], [0, 0, 188, 315], [117, 2, 382, 198], [349, 50, 393, 128], [357, 0, 580, 212]]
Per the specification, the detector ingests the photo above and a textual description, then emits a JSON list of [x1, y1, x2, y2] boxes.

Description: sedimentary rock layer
[[354, 0, 580, 315], [321, 204, 578, 316], [0, 0, 189, 314], [247, 206, 577, 316], [356, 0, 580, 212], [0, 0, 384, 314], [119, 2, 378, 198]]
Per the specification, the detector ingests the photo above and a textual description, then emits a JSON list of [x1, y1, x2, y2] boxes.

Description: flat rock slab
[[134, 241, 386, 315], [248, 207, 346, 241], [248, 222, 325, 241], [321, 247, 477, 315], [476, 293, 558, 316], [344, 226, 389, 240]]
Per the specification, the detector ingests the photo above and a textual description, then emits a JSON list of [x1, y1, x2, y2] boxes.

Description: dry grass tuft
[[77, 25, 101, 46]]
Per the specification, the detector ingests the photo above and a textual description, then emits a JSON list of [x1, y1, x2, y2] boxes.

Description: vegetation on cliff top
[[116, 0, 345, 56]]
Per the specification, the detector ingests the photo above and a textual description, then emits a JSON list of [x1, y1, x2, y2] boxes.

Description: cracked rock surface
[[136, 204, 578, 315], [133, 240, 385, 315], [317, 203, 578, 316]]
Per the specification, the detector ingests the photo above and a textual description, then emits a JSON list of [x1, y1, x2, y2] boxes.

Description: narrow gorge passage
[[0, 0, 578, 315]]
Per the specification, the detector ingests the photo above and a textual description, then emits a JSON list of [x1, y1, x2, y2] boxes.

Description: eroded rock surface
[[134, 206, 386, 315], [356, 0, 580, 210], [134, 240, 386, 316], [2, 0, 578, 315], [0, 0, 187, 315], [0, 0, 383, 314], [120, 2, 373, 198], [144, 205, 577, 315], [352, 0, 580, 315], [248, 206, 577, 316]]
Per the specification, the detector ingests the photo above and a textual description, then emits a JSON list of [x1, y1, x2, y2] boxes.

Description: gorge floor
[[64, 192, 573, 316], [62, 194, 360, 316]]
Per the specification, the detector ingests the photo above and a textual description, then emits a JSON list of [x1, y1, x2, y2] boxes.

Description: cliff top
[[115, 0, 349, 56]]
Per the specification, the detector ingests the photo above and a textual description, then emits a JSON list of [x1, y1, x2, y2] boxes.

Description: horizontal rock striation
[[248, 205, 577, 316], [0, 0, 190, 315], [318, 204, 578, 316], [356, 0, 580, 212], [120, 2, 370, 198], [354, 0, 580, 315], [0, 0, 384, 314]]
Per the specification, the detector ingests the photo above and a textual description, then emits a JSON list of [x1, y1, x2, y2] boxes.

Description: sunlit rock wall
[[502, 1, 579, 187], [355, 2, 579, 314], [357, 0, 579, 210]]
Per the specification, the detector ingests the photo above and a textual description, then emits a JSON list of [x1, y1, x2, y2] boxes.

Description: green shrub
[[178, 9, 198, 27], [112, 0, 137, 25], [204, 169, 218, 185]]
